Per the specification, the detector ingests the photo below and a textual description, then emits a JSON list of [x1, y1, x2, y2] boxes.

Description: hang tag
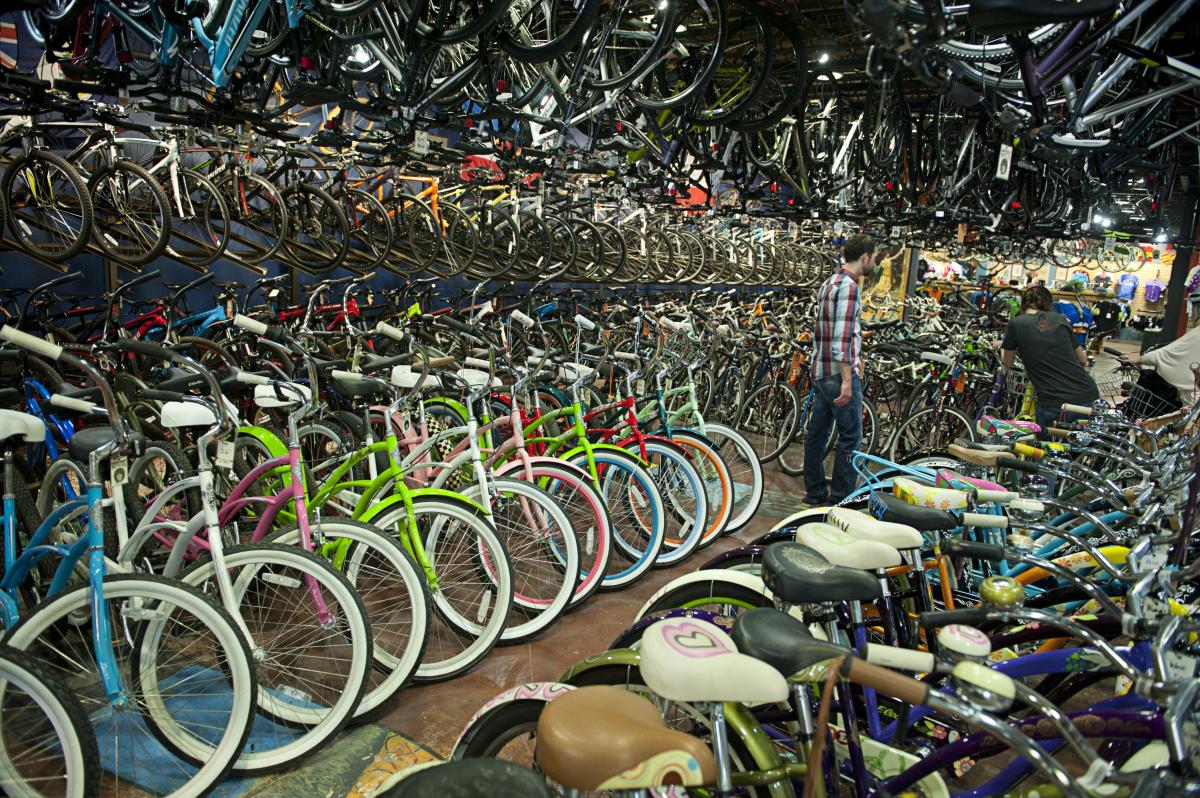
[[216, 439, 236, 471], [890, 226, 904, 240], [110, 455, 128, 487], [636, 378, 646, 396], [995, 144, 1013, 181], [413, 131, 430, 155], [1104, 237, 1116, 253], [833, 221, 844, 235]]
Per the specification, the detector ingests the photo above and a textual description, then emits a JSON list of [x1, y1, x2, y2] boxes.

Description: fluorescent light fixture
[[819, 52, 830, 64]]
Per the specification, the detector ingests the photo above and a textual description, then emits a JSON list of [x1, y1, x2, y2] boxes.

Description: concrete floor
[[377, 467, 800, 756]]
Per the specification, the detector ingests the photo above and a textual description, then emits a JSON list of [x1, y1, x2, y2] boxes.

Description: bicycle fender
[[358, 488, 489, 524], [237, 425, 289, 458], [533, 385, 569, 406], [635, 568, 771, 620], [493, 456, 592, 480], [451, 682, 576, 757], [562, 443, 650, 468], [422, 396, 468, 423], [558, 648, 641, 684], [767, 507, 830, 534], [668, 427, 720, 449]]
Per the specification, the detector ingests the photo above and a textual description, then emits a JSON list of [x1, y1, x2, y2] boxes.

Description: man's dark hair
[[1020, 285, 1054, 312], [844, 234, 877, 263]]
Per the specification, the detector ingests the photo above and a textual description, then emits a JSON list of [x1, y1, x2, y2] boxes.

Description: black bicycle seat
[[732, 607, 851, 679], [967, 0, 1117, 34], [870, 491, 959, 532], [762, 543, 883, 605]]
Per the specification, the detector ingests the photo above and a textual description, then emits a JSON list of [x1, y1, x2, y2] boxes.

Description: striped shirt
[[812, 269, 861, 380]]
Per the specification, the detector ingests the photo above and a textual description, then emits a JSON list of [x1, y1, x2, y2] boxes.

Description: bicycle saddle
[[827, 507, 923, 550], [535, 686, 716, 790], [762, 542, 883, 604], [937, 466, 1006, 492], [68, 427, 145, 461], [391, 364, 443, 389], [253, 383, 311, 409], [794, 523, 904, 570], [0, 409, 44, 443], [330, 370, 391, 398], [894, 476, 970, 510], [380, 759, 553, 798], [870, 490, 959, 532], [639, 617, 789, 704], [978, 416, 1040, 437], [732, 607, 850, 680], [967, 0, 1117, 35], [947, 443, 1010, 469]]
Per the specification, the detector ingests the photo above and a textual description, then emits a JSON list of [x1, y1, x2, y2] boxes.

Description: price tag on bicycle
[[1104, 237, 1116, 253], [413, 130, 430, 156], [216, 439, 236, 472]]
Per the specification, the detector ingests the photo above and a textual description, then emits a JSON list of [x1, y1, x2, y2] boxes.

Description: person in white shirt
[[1123, 291, 1200, 403]]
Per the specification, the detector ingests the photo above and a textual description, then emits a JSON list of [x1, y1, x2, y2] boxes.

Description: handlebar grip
[[843, 657, 929, 705], [140, 388, 187, 403], [973, 489, 1017, 504], [234, 369, 270, 386], [440, 315, 476, 335], [115, 338, 175, 360], [1012, 442, 1044, 459], [997, 455, 1039, 474], [510, 310, 536, 328], [417, 356, 456, 369], [918, 608, 991, 628], [942, 539, 1008, 561], [1102, 347, 1125, 357], [859, 643, 935, 673], [50, 394, 97, 414], [1044, 427, 1074, 439], [464, 357, 490, 369], [374, 321, 408, 343], [1061, 403, 1094, 417], [0, 326, 62, 361], [575, 313, 597, 331], [1009, 498, 1044, 514], [960, 512, 1008, 529], [614, 351, 639, 362], [234, 314, 269, 335]]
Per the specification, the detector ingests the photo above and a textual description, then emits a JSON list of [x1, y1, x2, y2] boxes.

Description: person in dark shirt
[[1000, 286, 1099, 429]]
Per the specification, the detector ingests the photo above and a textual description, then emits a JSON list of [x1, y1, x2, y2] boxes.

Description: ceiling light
[[1092, 213, 1103, 223], [1101, 217, 1111, 227], [832, 71, 843, 79], [658, 0, 668, 9], [1156, 231, 1168, 243], [819, 52, 830, 64]]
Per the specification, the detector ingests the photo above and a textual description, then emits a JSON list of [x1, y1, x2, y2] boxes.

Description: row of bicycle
[[417, 396, 1200, 797], [0, 275, 806, 797]]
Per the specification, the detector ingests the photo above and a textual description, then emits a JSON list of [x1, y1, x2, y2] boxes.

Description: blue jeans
[[804, 374, 862, 502]]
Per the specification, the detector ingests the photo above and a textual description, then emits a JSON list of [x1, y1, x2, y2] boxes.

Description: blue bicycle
[[0, 325, 256, 798]]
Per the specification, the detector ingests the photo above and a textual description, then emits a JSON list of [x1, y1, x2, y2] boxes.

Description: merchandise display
[[0, 0, 1198, 797]]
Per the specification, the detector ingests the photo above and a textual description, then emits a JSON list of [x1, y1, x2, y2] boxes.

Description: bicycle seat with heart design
[[535, 685, 717, 790], [639, 617, 789, 704]]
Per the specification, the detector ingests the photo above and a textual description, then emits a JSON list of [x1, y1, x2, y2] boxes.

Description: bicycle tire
[[3, 149, 94, 262], [499, 0, 602, 62], [178, 544, 372, 772], [368, 495, 514, 681], [88, 159, 172, 266], [735, 382, 801, 463], [704, 422, 764, 533], [0, 644, 100, 798], [628, 0, 728, 111], [165, 168, 230, 268], [280, 183, 351, 272], [2, 574, 256, 798], [214, 172, 289, 264], [395, 0, 512, 43], [620, 438, 706, 567], [888, 405, 976, 462], [265, 519, 431, 718]]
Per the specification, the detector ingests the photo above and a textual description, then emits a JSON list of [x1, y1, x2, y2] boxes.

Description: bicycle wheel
[[498, 460, 612, 608], [1, 575, 256, 798], [670, 429, 734, 547], [88, 159, 172, 266], [0, 644, 99, 798], [167, 169, 230, 268], [567, 450, 665, 591], [178, 545, 371, 771], [622, 439, 706, 567], [215, 172, 289, 264], [341, 187, 393, 271], [457, 477, 578, 642], [703, 422, 763, 533], [369, 496, 513, 681], [433, 201, 478, 277], [3, 149, 94, 261], [708, 364, 745, 424], [735, 382, 800, 463], [888, 405, 975, 462], [499, 0, 601, 62], [280, 183, 350, 272], [266, 519, 430, 717]]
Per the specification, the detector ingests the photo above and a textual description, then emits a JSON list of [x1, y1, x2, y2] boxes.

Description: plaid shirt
[[811, 269, 861, 380]]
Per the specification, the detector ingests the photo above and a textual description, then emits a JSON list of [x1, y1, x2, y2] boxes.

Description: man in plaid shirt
[[804, 233, 877, 504]]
